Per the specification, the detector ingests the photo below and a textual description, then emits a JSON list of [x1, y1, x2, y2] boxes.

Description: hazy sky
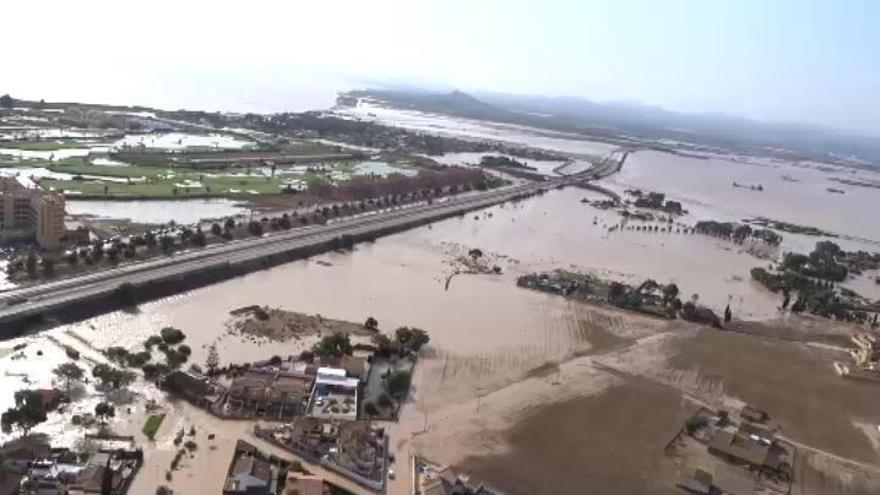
[[3, 0, 878, 133]]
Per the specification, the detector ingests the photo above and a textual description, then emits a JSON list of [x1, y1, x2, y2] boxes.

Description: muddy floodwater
[[0, 184, 791, 433], [602, 150, 880, 244]]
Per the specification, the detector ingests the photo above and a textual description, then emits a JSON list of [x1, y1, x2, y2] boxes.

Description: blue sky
[[3, 0, 878, 133]]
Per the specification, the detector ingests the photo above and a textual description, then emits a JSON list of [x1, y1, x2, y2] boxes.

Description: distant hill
[[343, 88, 880, 167]]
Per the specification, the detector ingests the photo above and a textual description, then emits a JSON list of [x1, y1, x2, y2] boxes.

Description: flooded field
[[340, 101, 618, 157], [2, 174, 879, 493], [601, 150, 880, 244], [112, 132, 253, 150]]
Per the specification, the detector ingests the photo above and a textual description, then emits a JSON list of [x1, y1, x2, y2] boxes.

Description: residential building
[[223, 441, 280, 495], [283, 473, 326, 495], [0, 176, 66, 249], [311, 367, 358, 420]]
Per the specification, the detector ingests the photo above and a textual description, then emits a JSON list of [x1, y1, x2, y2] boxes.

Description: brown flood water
[[0, 177, 874, 493]]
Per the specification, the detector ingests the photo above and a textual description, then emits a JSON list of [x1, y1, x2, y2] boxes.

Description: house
[[223, 441, 279, 495], [33, 389, 65, 411], [0, 437, 51, 473], [162, 371, 217, 406], [283, 473, 326, 495], [311, 367, 359, 420], [224, 455, 277, 495], [422, 466, 500, 495], [707, 423, 776, 471], [677, 468, 718, 495]]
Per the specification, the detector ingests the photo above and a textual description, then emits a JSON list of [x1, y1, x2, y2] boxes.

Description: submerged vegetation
[[517, 271, 723, 328], [751, 241, 880, 322]]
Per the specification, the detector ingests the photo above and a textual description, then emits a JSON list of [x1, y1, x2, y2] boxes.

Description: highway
[[0, 173, 592, 326]]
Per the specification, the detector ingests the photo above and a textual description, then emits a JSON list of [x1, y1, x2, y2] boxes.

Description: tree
[[385, 370, 412, 398], [205, 343, 219, 374], [312, 333, 353, 357], [94, 402, 116, 423], [116, 282, 138, 307], [53, 362, 84, 394], [160, 235, 175, 252], [160, 327, 186, 345], [25, 251, 38, 278], [191, 229, 206, 247], [66, 251, 79, 267], [156, 486, 173, 495], [608, 281, 626, 303], [41, 258, 56, 277], [724, 304, 732, 323], [372, 333, 395, 357], [210, 223, 222, 236], [0, 94, 13, 109], [364, 316, 378, 331], [662, 283, 679, 305], [395, 327, 430, 353], [92, 363, 136, 390], [1, 390, 47, 436]]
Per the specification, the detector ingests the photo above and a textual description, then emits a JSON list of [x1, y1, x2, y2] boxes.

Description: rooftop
[[708, 427, 770, 467]]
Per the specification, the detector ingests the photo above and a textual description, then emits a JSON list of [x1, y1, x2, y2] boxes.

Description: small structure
[[311, 367, 358, 420], [162, 371, 218, 407], [256, 418, 387, 491], [740, 404, 768, 424], [283, 473, 326, 495], [16, 447, 142, 495], [418, 463, 501, 495]]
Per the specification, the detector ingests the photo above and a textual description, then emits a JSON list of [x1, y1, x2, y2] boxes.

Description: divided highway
[[0, 174, 589, 327]]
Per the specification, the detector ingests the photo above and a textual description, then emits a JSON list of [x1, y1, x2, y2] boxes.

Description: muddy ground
[[226, 306, 373, 342], [439, 313, 880, 495], [460, 376, 688, 495]]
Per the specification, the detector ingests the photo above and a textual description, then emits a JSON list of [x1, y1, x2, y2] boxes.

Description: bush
[[116, 282, 138, 307], [385, 370, 412, 398], [364, 401, 379, 416], [177, 345, 192, 357], [160, 327, 186, 345], [184, 440, 197, 452], [144, 335, 163, 349], [377, 393, 394, 409], [312, 333, 353, 357]]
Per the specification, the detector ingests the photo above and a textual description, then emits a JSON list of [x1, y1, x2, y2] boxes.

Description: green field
[[42, 172, 319, 198], [0, 139, 93, 151], [142, 414, 165, 440]]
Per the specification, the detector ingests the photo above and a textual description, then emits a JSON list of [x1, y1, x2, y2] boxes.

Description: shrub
[[160, 327, 186, 345], [385, 370, 412, 398], [143, 414, 166, 440]]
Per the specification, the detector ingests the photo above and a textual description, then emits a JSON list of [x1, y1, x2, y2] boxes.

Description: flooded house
[[310, 367, 359, 420], [223, 441, 280, 495]]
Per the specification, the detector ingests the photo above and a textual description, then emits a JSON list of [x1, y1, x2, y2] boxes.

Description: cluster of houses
[[164, 352, 393, 492], [415, 457, 502, 495], [674, 405, 794, 495], [256, 417, 387, 492], [163, 354, 367, 422], [0, 437, 141, 494]]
